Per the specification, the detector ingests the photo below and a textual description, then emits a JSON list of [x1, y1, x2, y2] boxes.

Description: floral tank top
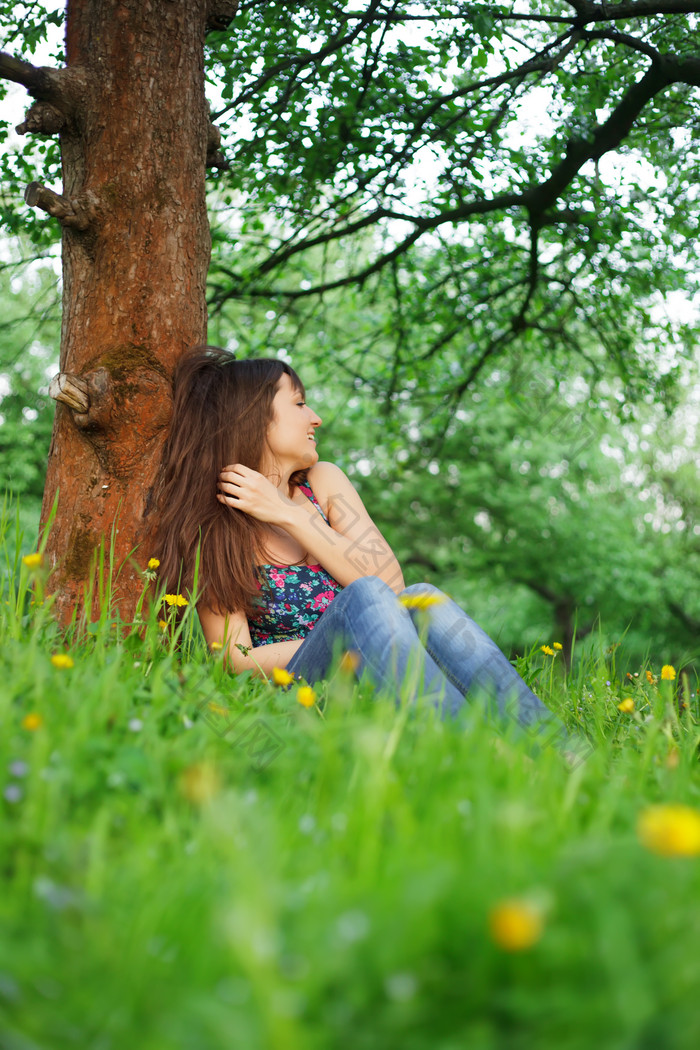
[[248, 482, 343, 645]]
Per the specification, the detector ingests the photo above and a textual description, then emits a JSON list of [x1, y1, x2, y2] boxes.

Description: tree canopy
[[2, 2, 700, 417], [1, 1, 699, 636]]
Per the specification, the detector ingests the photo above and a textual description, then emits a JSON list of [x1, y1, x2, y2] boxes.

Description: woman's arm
[[218, 460, 405, 593], [198, 604, 304, 676], [292, 461, 405, 592]]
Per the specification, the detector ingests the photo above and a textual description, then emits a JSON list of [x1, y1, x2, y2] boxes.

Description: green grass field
[[2, 506, 700, 1050]]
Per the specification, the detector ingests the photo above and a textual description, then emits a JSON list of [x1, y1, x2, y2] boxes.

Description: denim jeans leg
[[286, 576, 465, 711], [400, 582, 563, 734]]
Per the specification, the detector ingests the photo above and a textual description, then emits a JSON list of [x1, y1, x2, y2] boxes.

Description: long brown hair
[[153, 346, 306, 616]]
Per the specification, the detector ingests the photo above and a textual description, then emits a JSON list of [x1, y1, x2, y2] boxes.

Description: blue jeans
[[287, 577, 577, 750]]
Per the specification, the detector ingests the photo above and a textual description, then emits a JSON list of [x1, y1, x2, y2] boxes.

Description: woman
[[155, 346, 579, 752]]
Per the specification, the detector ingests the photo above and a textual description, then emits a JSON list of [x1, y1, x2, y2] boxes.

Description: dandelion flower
[[540, 645, 555, 656], [51, 653, 74, 670], [158, 619, 168, 631], [661, 665, 676, 681], [207, 701, 229, 716], [637, 804, 700, 857], [399, 593, 447, 610], [297, 685, 317, 708], [272, 667, 294, 686], [339, 649, 360, 674], [22, 553, 42, 570], [618, 698, 635, 713], [147, 557, 160, 570], [210, 642, 223, 652], [178, 762, 220, 805], [22, 712, 43, 731], [553, 642, 563, 651], [489, 898, 543, 951], [163, 593, 189, 607]]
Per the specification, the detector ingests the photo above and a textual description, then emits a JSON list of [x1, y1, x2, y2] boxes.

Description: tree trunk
[[37, 0, 211, 623]]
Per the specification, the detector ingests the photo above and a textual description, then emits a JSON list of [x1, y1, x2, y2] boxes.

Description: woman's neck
[[260, 457, 296, 498]]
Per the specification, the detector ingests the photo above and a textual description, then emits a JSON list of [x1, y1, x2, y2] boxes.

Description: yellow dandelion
[[297, 685, 317, 708], [272, 667, 295, 686], [552, 642, 563, 651], [661, 665, 676, 681], [22, 552, 42, 570], [489, 898, 543, 952], [540, 645, 555, 656], [147, 557, 160, 570], [158, 619, 168, 631], [399, 592, 447, 610], [339, 649, 360, 674], [617, 698, 635, 714], [637, 804, 700, 857], [163, 593, 189, 607], [207, 701, 229, 716], [51, 653, 74, 670], [210, 642, 223, 651], [22, 712, 43, 731], [178, 762, 220, 805]]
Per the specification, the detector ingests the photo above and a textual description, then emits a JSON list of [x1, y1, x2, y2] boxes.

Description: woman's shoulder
[[306, 460, 348, 486], [304, 461, 352, 502], [304, 461, 362, 521]]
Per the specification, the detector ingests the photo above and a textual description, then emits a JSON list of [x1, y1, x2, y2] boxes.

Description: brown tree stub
[[16, 100, 67, 136], [206, 121, 228, 168], [25, 181, 99, 231], [206, 0, 239, 33], [34, 0, 213, 623], [49, 372, 90, 412]]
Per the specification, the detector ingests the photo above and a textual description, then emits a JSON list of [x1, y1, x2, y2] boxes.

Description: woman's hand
[[217, 463, 294, 525]]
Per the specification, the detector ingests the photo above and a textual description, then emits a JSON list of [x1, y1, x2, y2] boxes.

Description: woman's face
[[264, 372, 322, 474]]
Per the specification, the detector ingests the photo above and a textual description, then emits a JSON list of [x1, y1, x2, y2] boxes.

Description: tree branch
[[0, 51, 54, 95], [512, 227, 540, 333], [206, 121, 228, 168], [0, 55, 90, 134], [49, 372, 90, 413], [210, 0, 385, 119], [211, 20, 700, 307], [568, 0, 700, 23], [16, 100, 67, 136], [523, 56, 685, 221], [206, 0, 239, 33], [24, 182, 99, 232], [579, 29, 663, 61]]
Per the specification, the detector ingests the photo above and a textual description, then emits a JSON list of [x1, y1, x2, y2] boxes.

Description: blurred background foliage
[[3, 245, 697, 673], [1, 1, 699, 670]]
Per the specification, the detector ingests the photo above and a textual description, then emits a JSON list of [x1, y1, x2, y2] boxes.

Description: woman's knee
[[401, 581, 444, 599], [342, 575, 396, 602], [336, 575, 415, 635]]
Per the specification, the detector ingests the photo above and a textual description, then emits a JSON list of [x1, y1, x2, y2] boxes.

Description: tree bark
[[37, 0, 212, 623]]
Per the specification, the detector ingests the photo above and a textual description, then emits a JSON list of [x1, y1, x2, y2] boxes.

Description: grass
[[2, 505, 700, 1050]]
